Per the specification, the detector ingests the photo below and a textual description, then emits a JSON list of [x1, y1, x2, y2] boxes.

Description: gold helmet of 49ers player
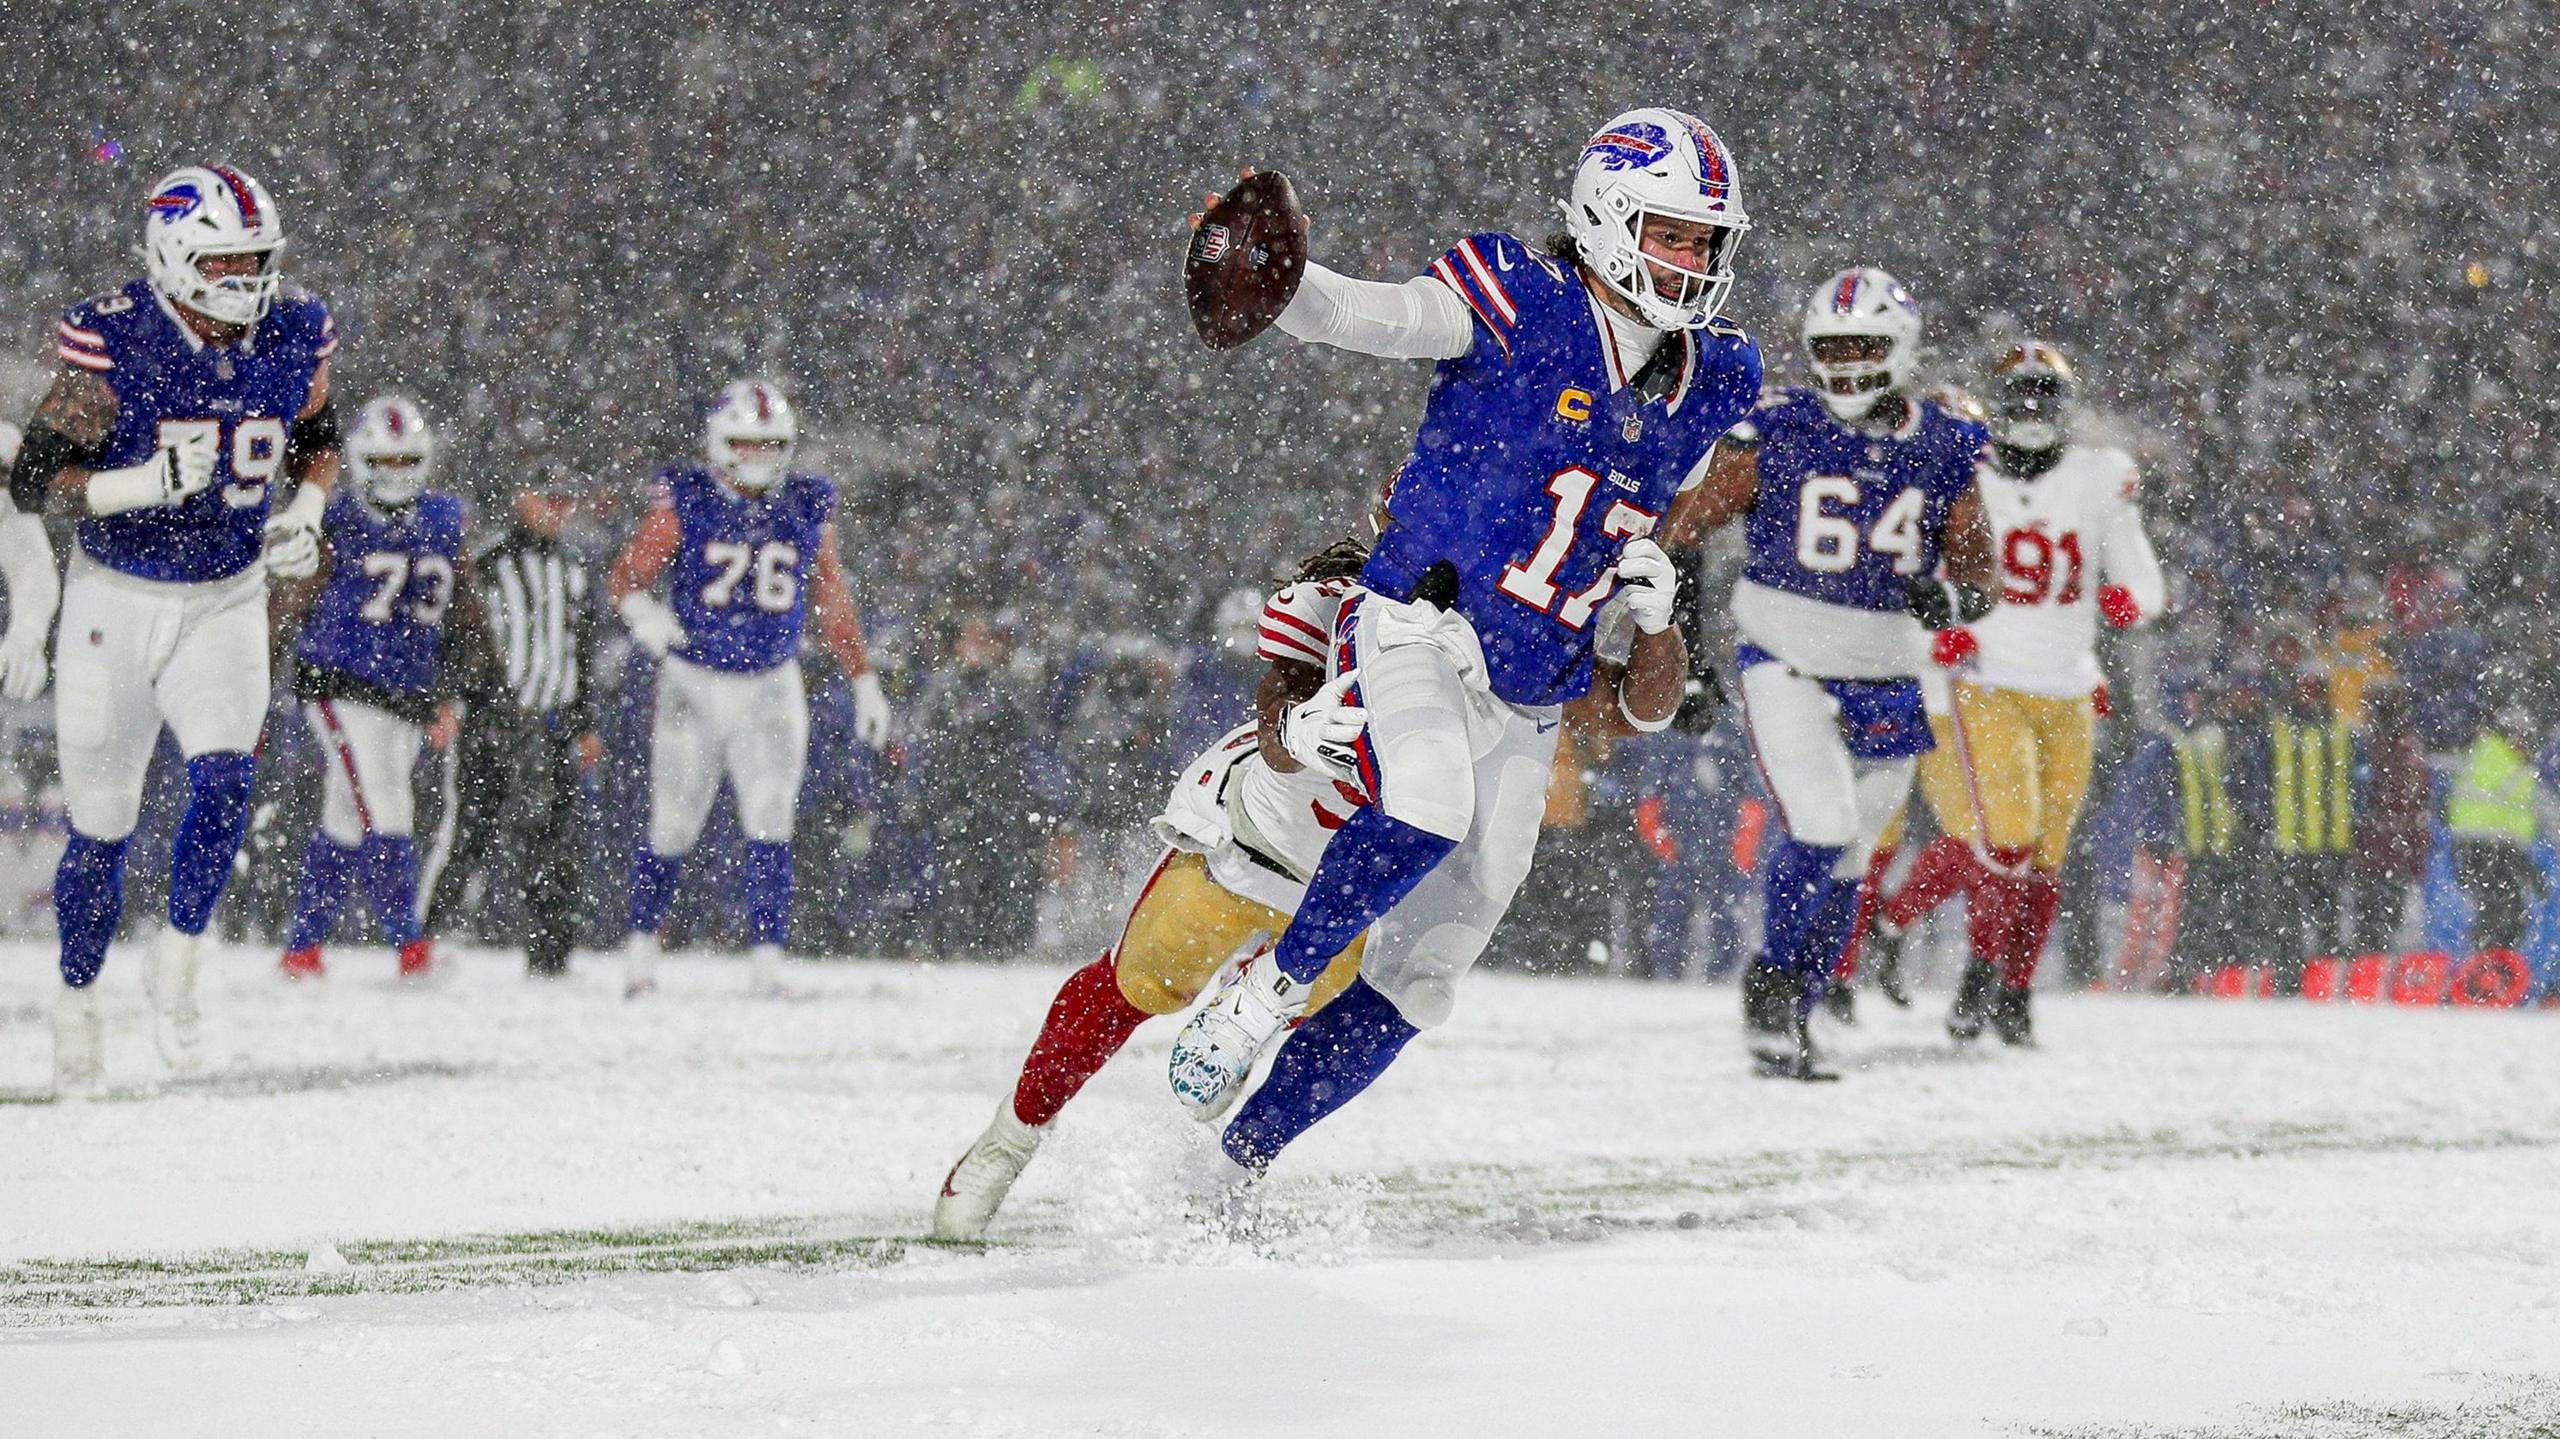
[[1989, 341, 2077, 451]]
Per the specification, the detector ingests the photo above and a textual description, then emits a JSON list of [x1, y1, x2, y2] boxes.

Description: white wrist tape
[[84, 455, 172, 516]]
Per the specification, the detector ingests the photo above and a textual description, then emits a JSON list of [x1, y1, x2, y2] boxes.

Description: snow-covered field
[[3, 942, 2556, 1438]]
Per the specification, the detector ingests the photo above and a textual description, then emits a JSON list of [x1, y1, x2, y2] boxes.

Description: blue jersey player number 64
[[1795, 477, 1926, 575]]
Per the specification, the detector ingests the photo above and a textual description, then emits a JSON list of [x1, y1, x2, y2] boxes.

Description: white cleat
[[747, 942, 784, 997], [932, 1103, 1047, 1241], [145, 927, 204, 1075], [51, 985, 104, 1100], [1168, 955, 1307, 1120], [623, 933, 661, 999]]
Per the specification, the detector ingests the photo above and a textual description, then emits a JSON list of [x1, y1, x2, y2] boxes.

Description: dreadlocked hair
[[1292, 533, 1373, 583]]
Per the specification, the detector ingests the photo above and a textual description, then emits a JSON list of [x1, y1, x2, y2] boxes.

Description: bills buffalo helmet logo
[[148, 183, 202, 223], [1584, 122, 1672, 172]]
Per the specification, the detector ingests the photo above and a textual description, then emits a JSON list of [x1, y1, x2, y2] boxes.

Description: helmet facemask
[[1576, 191, 1746, 330], [347, 397, 435, 509], [1805, 333, 1901, 420], [1993, 370, 2071, 451], [704, 380, 798, 493]]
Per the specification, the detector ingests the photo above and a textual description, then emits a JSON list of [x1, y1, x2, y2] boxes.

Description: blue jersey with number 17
[[57, 277, 336, 583], [1362, 233, 1761, 708], [1737, 387, 1987, 612], [657, 466, 835, 674]]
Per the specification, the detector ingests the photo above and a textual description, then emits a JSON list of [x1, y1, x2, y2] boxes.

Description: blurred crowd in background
[[0, 2, 2551, 994]]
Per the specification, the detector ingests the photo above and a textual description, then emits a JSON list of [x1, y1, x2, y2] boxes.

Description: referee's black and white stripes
[[473, 527, 597, 726]]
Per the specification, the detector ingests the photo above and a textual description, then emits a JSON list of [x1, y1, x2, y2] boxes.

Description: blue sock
[[744, 840, 792, 948], [358, 836, 422, 945], [629, 847, 683, 934], [1793, 872, 1864, 1015], [1757, 836, 1846, 982], [283, 835, 358, 952], [55, 831, 130, 988], [168, 751, 255, 935], [1272, 805, 1457, 985], [1222, 977, 1421, 1172]]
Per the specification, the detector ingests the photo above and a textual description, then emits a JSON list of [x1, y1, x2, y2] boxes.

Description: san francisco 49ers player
[[6, 165, 340, 1094], [608, 380, 890, 998], [933, 538, 1377, 1240], [1887, 342, 2165, 1045]]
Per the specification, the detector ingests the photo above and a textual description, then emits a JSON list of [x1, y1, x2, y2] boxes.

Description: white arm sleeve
[[0, 508, 59, 640], [2103, 484, 2169, 618], [1273, 261, 1477, 361]]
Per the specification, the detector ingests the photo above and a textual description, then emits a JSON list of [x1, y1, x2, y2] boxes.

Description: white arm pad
[[1273, 262, 1477, 360], [274, 478, 327, 528], [0, 509, 59, 641], [83, 454, 174, 516], [1619, 684, 1676, 734]]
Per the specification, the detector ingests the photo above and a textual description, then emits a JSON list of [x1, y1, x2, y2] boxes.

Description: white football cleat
[[623, 932, 661, 999], [1168, 955, 1307, 1120], [747, 942, 783, 997], [51, 985, 104, 1100], [931, 1102, 1047, 1241], [145, 927, 204, 1075]]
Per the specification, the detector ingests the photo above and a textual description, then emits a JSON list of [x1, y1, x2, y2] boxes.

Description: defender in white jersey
[[1918, 342, 2165, 1043], [932, 539, 1377, 1240]]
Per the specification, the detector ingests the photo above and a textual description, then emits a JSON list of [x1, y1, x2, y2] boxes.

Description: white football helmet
[[346, 396, 436, 508], [1563, 108, 1751, 331], [704, 379, 796, 492], [143, 165, 285, 328], [1988, 341, 2077, 451], [1801, 267, 1922, 420]]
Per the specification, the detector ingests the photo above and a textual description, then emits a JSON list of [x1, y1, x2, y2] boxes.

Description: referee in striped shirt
[[422, 468, 603, 976]]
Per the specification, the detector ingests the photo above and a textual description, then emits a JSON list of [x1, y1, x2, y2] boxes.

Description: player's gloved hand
[[851, 670, 891, 749], [262, 482, 326, 579], [1614, 538, 1678, 635], [1931, 626, 1979, 668], [0, 626, 47, 703], [1282, 669, 1368, 785], [618, 592, 687, 659], [2091, 681, 2113, 718], [84, 426, 219, 516], [1906, 576, 1991, 632], [2098, 584, 2142, 629]]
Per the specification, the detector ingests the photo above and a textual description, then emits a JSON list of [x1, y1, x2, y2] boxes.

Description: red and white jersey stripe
[[1255, 577, 1354, 668], [56, 318, 112, 371]]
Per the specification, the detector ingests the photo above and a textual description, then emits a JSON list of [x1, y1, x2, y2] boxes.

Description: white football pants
[[54, 555, 269, 840], [649, 653, 808, 854], [1739, 661, 1915, 878], [304, 698, 423, 842], [1338, 592, 1557, 1029]]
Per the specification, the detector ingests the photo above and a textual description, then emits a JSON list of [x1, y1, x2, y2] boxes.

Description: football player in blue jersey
[[273, 397, 486, 984], [608, 380, 892, 998], [1665, 267, 1997, 1080], [5, 165, 342, 1094], [1166, 109, 1762, 1186]]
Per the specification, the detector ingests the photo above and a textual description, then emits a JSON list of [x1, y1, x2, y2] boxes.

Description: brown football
[[1184, 170, 1309, 350]]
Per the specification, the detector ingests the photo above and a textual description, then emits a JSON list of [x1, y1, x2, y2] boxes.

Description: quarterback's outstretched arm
[[1274, 263, 1476, 361]]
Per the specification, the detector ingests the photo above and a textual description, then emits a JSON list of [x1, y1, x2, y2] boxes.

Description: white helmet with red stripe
[[143, 165, 286, 328], [1563, 108, 1751, 331], [1801, 267, 1922, 420], [704, 379, 797, 492], [347, 395, 436, 508]]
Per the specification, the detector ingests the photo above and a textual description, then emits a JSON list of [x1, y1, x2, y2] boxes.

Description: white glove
[[0, 627, 46, 703], [262, 481, 326, 580], [851, 670, 891, 749], [1614, 537, 1678, 635], [618, 592, 687, 659], [85, 426, 219, 516], [1281, 668, 1369, 786]]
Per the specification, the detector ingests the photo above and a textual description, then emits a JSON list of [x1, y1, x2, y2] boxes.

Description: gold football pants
[[1879, 714, 1974, 852], [1947, 680, 2097, 870], [1110, 849, 1362, 1017]]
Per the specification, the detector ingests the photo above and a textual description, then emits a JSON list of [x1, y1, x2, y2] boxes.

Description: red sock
[[2003, 870, 2064, 990], [1883, 834, 1979, 932], [1010, 954, 1151, 1127], [1833, 844, 1896, 982], [1966, 847, 2035, 964]]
